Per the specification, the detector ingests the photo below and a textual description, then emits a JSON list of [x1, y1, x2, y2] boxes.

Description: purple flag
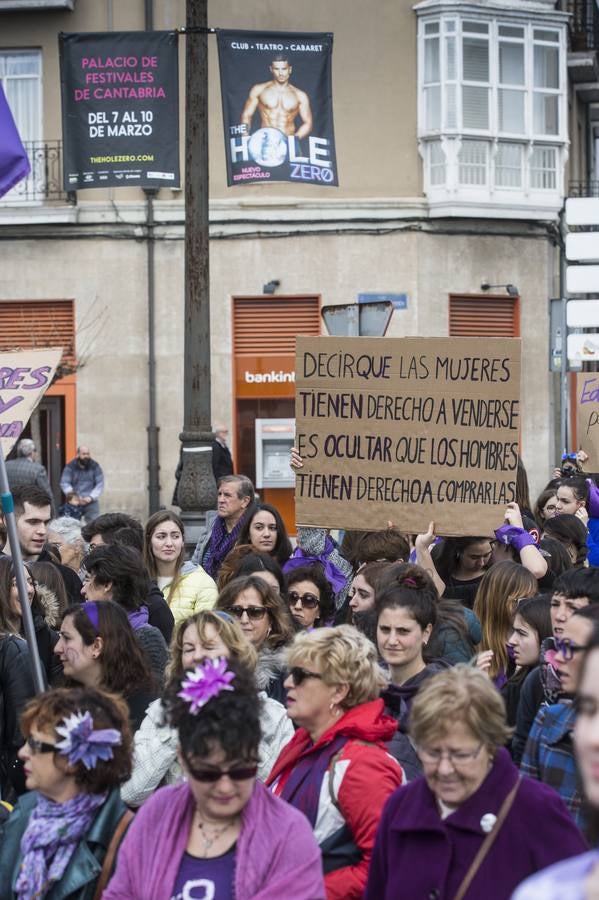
[[0, 83, 30, 198]]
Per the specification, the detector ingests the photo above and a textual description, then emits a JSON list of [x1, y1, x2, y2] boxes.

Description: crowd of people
[[1, 452, 599, 897]]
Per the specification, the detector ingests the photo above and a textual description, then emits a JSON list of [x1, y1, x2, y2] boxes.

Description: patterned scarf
[[15, 791, 107, 899], [203, 512, 248, 578], [279, 735, 347, 827]]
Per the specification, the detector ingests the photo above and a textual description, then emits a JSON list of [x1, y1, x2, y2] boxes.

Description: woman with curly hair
[[54, 601, 157, 731], [285, 563, 335, 630], [0, 686, 133, 899], [105, 661, 325, 900]]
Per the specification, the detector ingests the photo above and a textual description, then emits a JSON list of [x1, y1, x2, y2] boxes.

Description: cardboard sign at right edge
[[576, 372, 599, 472]]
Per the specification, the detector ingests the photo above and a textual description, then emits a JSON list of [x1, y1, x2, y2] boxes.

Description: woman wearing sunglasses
[[216, 575, 295, 703], [0, 685, 133, 899], [520, 604, 599, 833], [105, 660, 325, 900], [121, 609, 294, 807], [285, 563, 334, 630], [267, 625, 402, 900]]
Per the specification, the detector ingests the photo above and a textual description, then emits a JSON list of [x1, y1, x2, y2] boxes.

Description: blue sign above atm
[[357, 292, 408, 310]]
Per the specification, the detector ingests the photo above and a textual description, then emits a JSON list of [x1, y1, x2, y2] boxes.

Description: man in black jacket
[[0, 485, 82, 605], [211, 424, 234, 482]]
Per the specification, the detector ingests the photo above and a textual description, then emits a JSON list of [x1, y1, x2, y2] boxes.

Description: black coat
[[211, 440, 234, 482], [0, 634, 35, 801], [37, 548, 83, 606], [146, 582, 175, 644]]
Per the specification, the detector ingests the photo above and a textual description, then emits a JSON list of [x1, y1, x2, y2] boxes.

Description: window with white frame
[[0, 50, 42, 202], [0, 50, 41, 143], [419, 14, 566, 212]]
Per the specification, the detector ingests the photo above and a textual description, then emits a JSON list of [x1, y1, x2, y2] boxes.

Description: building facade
[[0, 0, 590, 519]]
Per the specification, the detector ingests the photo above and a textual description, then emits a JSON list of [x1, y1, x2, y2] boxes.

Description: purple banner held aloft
[[0, 83, 30, 198]]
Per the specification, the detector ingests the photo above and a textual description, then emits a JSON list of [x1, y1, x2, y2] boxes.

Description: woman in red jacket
[[267, 625, 403, 900]]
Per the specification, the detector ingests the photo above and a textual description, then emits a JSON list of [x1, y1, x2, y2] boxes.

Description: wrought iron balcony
[[0, 140, 74, 204], [569, 181, 599, 197], [568, 0, 599, 52]]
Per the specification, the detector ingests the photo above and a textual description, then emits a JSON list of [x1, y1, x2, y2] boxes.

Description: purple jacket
[[104, 781, 325, 900], [365, 748, 587, 900]]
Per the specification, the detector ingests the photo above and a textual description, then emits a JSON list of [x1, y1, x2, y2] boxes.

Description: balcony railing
[[568, 0, 599, 52], [570, 181, 599, 197], [0, 140, 74, 204]]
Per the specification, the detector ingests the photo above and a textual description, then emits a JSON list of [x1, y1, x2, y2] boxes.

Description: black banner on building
[[217, 30, 338, 187], [59, 31, 179, 191]]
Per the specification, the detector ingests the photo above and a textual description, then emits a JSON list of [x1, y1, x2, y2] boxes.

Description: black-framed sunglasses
[[287, 666, 323, 687], [26, 735, 57, 755], [555, 637, 587, 661], [228, 605, 268, 621], [287, 591, 320, 609], [183, 756, 258, 783]]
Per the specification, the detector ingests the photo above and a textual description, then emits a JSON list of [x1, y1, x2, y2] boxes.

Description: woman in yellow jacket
[[144, 511, 217, 624]]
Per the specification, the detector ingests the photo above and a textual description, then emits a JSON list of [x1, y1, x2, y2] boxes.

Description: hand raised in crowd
[[290, 446, 303, 470], [577, 449, 589, 465], [504, 501, 524, 529], [475, 649, 494, 675], [415, 521, 436, 553], [576, 506, 590, 526]]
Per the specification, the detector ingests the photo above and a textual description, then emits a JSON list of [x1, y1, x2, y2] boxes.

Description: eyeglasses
[[228, 606, 268, 621], [183, 757, 258, 783], [287, 591, 319, 609], [287, 666, 323, 687], [417, 743, 483, 766], [26, 735, 57, 755], [555, 637, 587, 661]]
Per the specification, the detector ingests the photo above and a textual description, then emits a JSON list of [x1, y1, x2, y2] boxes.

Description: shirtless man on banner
[[241, 55, 313, 138]]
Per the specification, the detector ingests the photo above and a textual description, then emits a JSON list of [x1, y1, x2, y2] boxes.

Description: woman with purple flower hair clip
[[0, 686, 133, 899], [105, 659, 325, 900]]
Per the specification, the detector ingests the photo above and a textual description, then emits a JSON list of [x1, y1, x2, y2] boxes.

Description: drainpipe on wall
[[145, 0, 161, 513]]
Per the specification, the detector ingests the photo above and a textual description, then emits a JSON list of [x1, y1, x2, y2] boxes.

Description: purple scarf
[[15, 791, 107, 899], [283, 537, 348, 595], [127, 606, 150, 631], [203, 513, 247, 578], [279, 735, 347, 827]]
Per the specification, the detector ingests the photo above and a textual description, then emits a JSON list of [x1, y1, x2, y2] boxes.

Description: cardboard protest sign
[[0, 349, 63, 457], [576, 373, 599, 472], [295, 336, 522, 536], [217, 30, 337, 186], [59, 30, 179, 191]]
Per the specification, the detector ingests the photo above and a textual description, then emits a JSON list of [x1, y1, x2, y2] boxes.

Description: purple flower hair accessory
[[178, 658, 235, 714], [55, 710, 121, 770]]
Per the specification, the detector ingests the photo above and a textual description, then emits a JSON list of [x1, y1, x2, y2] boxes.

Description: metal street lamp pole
[[178, 0, 217, 549]]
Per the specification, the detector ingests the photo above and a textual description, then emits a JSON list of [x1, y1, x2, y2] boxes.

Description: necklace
[[195, 812, 238, 855]]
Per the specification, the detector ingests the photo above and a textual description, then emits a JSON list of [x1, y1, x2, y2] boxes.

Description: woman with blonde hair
[[365, 666, 586, 899], [267, 625, 402, 900], [121, 609, 294, 807], [473, 560, 537, 686]]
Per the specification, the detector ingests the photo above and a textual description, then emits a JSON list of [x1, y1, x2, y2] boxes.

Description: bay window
[[418, 11, 567, 216]]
